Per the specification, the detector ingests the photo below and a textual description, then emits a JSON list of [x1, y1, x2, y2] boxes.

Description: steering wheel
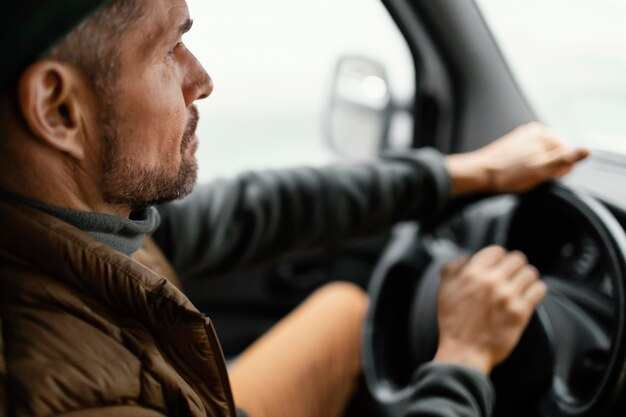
[[362, 182, 626, 417]]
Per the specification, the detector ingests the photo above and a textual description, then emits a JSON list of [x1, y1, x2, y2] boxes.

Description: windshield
[[476, 0, 626, 156]]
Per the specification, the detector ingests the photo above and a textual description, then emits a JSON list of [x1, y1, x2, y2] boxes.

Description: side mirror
[[325, 56, 393, 160]]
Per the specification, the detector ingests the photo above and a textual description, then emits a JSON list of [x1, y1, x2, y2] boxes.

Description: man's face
[[96, 0, 212, 209]]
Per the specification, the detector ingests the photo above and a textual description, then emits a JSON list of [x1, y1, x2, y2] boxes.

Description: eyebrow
[[179, 18, 194, 36]]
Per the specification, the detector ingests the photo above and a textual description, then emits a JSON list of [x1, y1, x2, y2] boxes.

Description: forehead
[[131, 0, 190, 44]]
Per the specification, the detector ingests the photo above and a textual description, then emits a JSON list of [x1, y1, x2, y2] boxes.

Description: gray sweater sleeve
[[152, 148, 451, 278], [402, 363, 495, 417]]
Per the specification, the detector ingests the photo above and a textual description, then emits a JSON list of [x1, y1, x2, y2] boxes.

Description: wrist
[[445, 153, 492, 197], [433, 343, 494, 374]]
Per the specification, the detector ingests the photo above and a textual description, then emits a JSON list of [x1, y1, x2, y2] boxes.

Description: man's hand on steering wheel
[[433, 246, 547, 374], [446, 122, 590, 197]]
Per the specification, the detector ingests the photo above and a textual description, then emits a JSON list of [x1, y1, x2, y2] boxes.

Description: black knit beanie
[[0, 0, 110, 93]]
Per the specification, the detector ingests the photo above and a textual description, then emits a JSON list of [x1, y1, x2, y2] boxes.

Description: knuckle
[[510, 305, 529, 323], [534, 281, 548, 300], [483, 279, 499, 296], [485, 245, 506, 257], [495, 287, 514, 306], [485, 270, 505, 285], [459, 269, 476, 283], [510, 251, 528, 265], [525, 265, 540, 280], [461, 262, 480, 277]]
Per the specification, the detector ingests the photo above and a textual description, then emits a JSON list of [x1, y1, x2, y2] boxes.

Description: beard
[[99, 105, 199, 210]]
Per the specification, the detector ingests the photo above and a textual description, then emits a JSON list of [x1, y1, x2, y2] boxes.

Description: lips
[[181, 105, 199, 149]]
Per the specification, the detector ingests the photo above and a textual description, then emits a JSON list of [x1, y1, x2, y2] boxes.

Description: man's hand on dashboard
[[433, 246, 546, 374], [446, 122, 590, 197]]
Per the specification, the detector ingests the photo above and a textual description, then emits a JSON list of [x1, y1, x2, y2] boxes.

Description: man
[[0, 1, 588, 417]]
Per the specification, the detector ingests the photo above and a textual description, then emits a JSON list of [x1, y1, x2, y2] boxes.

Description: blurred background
[[186, 0, 626, 183], [186, 0, 414, 182]]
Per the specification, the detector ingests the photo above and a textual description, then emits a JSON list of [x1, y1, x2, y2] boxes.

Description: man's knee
[[310, 281, 369, 326]]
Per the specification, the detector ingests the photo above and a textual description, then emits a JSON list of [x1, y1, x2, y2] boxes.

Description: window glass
[[186, 0, 414, 182], [477, 0, 626, 155]]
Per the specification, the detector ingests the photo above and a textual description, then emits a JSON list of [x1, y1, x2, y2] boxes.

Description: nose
[[183, 54, 213, 106]]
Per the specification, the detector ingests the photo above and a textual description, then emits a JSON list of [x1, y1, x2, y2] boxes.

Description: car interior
[[184, 0, 626, 416]]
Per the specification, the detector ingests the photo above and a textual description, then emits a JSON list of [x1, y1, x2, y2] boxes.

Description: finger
[[492, 251, 528, 278], [442, 256, 470, 277], [522, 280, 547, 306], [577, 147, 592, 159], [469, 245, 507, 268], [542, 147, 590, 172], [508, 265, 540, 293], [553, 165, 573, 178]]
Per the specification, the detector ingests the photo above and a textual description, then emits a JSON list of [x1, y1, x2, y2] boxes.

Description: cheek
[[138, 108, 187, 167], [116, 72, 187, 164]]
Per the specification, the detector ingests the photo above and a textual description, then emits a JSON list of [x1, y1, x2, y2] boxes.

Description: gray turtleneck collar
[[1, 190, 161, 256]]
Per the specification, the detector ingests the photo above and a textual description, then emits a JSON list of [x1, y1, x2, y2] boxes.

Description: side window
[[186, 0, 414, 182]]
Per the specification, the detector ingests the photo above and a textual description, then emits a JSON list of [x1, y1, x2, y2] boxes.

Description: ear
[[17, 60, 87, 159]]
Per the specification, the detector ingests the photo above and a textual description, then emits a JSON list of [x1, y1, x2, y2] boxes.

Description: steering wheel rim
[[362, 182, 626, 417]]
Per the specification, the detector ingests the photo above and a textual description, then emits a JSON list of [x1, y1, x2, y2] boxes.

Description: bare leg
[[228, 282, 368, 417]]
